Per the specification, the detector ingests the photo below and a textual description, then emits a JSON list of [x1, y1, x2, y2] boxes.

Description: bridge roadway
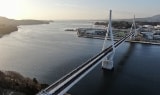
[[38, 31, 134, 95]]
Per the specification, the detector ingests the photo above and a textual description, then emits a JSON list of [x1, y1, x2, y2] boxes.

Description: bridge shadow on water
[[114, 43, 136, 73], [99, 43, 136, 95], [69, 43, 137, 95]]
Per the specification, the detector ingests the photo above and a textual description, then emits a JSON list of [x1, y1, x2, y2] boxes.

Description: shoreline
[[0, 17, 51, 38], [0, 23, 50, 95], [78, 36, 160, 45], [0, 23, 51, 38], [127, 40, 160, 45], [0, 25, 18, 38]]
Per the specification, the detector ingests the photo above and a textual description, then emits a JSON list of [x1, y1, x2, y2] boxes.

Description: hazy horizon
[[0, 0, 160, 20]]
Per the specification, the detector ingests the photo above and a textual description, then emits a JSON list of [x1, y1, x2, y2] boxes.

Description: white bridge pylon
[[102, 10, 115, 70], [102, 10, 137, 70], [130, 15, 137, 40]]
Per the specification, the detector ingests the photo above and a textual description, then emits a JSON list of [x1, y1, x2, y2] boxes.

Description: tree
[[33, 78, 38, 84]]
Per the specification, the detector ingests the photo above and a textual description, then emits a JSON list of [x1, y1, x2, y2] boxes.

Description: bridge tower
[[102, 10, 115, 70], [130, 15, 137, 40]]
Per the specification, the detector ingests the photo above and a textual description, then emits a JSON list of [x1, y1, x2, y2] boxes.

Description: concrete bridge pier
[[102, 51, 114, 70]]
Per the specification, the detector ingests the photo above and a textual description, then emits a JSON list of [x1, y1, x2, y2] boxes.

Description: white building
[[142, 25, 154, 29], [154, 25, 160, 30]]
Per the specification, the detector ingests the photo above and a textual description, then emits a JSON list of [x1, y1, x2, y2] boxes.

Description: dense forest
[[0, 71, 48, 95]]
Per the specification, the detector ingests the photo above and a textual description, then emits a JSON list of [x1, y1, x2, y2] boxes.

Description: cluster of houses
[[77, 28, 107, 37], [140, 25, 160, 40], [76, 24, 160, 41]]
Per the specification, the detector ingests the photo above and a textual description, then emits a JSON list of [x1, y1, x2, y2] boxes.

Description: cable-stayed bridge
[[37, 10, 138, 95]]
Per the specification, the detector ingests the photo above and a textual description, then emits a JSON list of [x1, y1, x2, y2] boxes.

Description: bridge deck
[[37, 32, 134, 95]]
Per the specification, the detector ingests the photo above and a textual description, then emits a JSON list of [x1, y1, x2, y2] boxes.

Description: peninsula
[[0, 16, 51, 37]]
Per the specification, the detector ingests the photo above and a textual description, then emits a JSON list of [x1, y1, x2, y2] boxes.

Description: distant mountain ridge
[[146, 15, 160, 22], [119, 14, 160, 22]]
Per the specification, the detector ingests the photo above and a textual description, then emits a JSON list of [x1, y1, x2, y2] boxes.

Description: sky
[[0, 0, 160, 20]]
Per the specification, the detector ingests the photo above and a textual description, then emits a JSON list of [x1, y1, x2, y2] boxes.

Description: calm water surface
[[0, 21, 159, 95]]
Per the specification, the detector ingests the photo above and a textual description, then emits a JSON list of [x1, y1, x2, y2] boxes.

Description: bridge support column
[[102, 61, 113, 70], [102, 10, 115, 71], [102, 52, 114, 70]]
